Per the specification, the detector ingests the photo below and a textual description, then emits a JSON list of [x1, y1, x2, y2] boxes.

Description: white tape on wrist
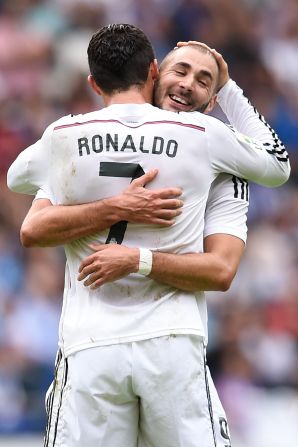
[[138, 248, 153, 276]]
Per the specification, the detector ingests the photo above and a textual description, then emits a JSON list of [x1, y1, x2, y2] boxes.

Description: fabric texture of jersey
[[7, 86, 290, 356]]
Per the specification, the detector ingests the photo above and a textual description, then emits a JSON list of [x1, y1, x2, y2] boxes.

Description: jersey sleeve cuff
[[203, 226, 247, 244]]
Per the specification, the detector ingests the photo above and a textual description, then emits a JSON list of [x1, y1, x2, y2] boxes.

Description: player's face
[[154, 46, 219, 114]]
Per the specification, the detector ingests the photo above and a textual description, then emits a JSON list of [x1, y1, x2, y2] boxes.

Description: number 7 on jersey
[[99, 162, 145, 244]]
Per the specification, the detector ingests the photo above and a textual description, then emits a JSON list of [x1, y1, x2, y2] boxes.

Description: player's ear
[[150, 59, 159, 81], [205, 94, 217, 114], [88, 75, 103, 97]]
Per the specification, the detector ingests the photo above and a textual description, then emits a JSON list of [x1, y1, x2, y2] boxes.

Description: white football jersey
[[203, 78, 267, 242], [7, 101, 290, 355]]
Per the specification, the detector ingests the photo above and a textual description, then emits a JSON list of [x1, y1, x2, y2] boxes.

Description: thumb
[[89, 243, 109, 252], [131, 169, 158, 187]]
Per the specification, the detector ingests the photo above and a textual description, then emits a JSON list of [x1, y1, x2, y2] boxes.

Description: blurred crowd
[[0, 0, 297, 444]]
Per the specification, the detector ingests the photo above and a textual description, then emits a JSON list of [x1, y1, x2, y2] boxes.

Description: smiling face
[[154, 45, 219, 114]]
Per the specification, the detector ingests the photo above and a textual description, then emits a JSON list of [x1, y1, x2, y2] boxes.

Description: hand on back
[[119, 169, 183, 226]]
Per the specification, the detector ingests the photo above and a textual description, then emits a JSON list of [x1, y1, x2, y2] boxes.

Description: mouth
[[168, 94, 192, 111]]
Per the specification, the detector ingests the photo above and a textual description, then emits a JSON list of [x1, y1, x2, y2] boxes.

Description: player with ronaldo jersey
[[7, 25, 290, 447]]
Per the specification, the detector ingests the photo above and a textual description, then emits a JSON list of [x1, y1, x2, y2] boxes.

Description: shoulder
[[179, 111, 229, 131], [151, 108, 210, 131], [43, 110, 102, 135]]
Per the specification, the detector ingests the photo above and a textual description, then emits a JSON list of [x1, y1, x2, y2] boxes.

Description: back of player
[[49, 103, 214, 355], [6, 93, 289, 358]]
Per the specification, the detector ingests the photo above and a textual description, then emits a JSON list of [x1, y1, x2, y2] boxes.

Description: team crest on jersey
[[228, 125, 263, 151], [238, 132, 263, 150]]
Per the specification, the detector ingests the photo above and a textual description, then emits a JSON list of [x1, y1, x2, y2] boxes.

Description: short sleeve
[[34, 187, 54, 203], [204, 173, 249, 243]]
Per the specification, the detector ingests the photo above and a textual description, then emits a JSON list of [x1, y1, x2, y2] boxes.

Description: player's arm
[[20, 170, 183, 247], [77, 235, 244, 292], [147, 173, 247, 291], [7, 139, 48, 195], [152, 234, 244, 291], [217, 76, 278, 140], [209, 46, 290, 184], [178, 41, 290, 185], [78, 174, 247, 292], [7, 115, 76, 196], [206, 115, 290, 187]]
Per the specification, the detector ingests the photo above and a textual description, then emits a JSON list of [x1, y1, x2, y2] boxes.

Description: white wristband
[[138, 248, 153, 276]]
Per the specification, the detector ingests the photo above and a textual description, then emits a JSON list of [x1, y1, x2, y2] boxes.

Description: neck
[[103, 85, 153, 106]]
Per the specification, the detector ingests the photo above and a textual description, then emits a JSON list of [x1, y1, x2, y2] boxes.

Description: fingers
[[80, 269, 103, 288], [155, 206, 183, 217], [176, 41, 188, 47], [140, 206, 182, 227], [131, 168, 158, 187], [176, 40, 225, 63], [157, 188, 183, 199], [88, 278, 103, 290], [78, 255, 104, 285], [176, 41, 211, 51], [176, 41, 227, 68], [128, 168, 183, 200], [77, 260, 103, 288], [89, 243, 109, 252], [156, 206, 182, 222], [78, 244, 114, 276], [146, 197, 183, 222], [150, 219, 175, 227], [153, 197, 183, 212], [209, 48, 225, 65], [83, 273, 100, 288], [78, 262, 95, 280]]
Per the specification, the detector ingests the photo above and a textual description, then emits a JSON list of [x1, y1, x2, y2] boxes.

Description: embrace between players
[[8, 24, 289, 447]]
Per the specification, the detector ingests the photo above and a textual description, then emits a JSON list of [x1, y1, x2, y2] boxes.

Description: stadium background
[[0, 0, 297, 446]]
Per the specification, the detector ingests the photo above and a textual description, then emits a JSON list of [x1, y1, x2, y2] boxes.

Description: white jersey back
[[51, 104, 213, 249], [7, 101, 290, 355], [51, 104, 214, 353]]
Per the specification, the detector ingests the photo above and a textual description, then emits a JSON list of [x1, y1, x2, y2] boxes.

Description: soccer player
[[7, 25, 290, 447]]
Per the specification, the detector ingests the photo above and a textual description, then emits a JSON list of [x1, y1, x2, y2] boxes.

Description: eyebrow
[[172, 62, 213, 82]]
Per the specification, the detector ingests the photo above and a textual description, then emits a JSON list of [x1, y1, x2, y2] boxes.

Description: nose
[[179, 75, 194, 92]]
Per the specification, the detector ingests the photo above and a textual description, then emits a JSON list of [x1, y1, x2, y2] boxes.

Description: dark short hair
[[87, 24, 155, 94]]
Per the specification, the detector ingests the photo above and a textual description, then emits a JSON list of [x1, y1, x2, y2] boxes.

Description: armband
[[138, 248, 153, 276]]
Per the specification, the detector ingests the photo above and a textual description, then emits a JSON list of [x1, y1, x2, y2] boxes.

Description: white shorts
[[44, 336, 232, 447]]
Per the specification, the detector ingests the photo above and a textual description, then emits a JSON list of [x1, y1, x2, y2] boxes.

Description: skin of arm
[[21, 195, 244, 291], [76, 234, 245, 292], [20, 169, 183, 247], [21, 188, 245, 292], [150, 234, 244, 291]]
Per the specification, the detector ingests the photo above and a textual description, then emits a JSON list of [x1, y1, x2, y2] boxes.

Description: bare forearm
[[21, 197, 123, 247], [78, 234, 244, 292], [150, 251, 234, 291], [20, 170, 183, 248]]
